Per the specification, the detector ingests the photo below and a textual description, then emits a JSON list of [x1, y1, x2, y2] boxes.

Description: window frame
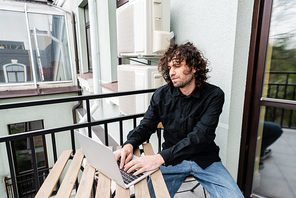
[[84, 4, 92, 72], [0, 2, 76, 92]]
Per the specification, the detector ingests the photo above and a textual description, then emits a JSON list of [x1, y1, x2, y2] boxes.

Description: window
[[0, 3, 73, 90], [3, 61, 27, 83], [8, 120, 48, 197]]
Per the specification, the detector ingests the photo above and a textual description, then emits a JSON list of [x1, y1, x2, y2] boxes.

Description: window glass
[[0, 9, 72, 86], [0, 10, 33, 84], [28, 13, 72, 82], [262, 0, 296, 127], [252, 1, 296, 197]]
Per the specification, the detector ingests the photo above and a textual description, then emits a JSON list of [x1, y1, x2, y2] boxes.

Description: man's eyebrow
[[172, 58, 181, 65]]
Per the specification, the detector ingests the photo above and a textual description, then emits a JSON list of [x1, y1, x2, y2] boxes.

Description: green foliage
[[265, 37, 296, 127]]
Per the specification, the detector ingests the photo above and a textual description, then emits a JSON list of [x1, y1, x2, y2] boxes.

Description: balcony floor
[[253, 128, 296, 198]]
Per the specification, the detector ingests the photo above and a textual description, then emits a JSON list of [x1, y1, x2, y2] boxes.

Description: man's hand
[[114, 143, 134, 169], [124, 154, 164, 176]]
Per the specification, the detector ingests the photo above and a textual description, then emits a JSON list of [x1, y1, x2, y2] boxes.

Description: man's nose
[[169, 67, 175, 76]]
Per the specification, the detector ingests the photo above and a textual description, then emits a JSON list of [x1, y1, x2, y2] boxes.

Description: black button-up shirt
[[124, 83, 224, 169]]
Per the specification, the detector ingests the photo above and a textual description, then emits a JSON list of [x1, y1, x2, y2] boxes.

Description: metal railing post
[[86, 99, 92, 138], [71, 129, 76, 154], [29, 137, 40, 191], [104, 123, 109, 146], [51, 132, 58, 163], [119, 120, 123, 145], [5, 141, 18, 198]]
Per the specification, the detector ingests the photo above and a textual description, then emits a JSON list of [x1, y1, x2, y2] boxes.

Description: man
[[115, 42, 244, 197]]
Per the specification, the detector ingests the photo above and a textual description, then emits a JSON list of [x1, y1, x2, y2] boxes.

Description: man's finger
[[124, 160, 134, 171], [125, 153, 133, 164], [114, 151, 120, 161], [133, 168, 145, 176], [120, 152, 127, 169]]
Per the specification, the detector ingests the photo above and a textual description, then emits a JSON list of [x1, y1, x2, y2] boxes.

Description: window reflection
[[0, 9, 72, 85], [0, 11, 32, 84], [28, 13, 72, 82], [263, 0, 296, 127]]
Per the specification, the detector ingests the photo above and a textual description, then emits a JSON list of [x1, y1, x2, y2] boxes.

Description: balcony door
[[8, 120, 48, 197], [238, 0, 296, 197]]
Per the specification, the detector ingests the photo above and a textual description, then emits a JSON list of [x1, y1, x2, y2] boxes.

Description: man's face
[[168, 58, 196, 88]]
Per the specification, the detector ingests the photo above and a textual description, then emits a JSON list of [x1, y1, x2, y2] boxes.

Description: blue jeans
[[148, 160, 244, 198]]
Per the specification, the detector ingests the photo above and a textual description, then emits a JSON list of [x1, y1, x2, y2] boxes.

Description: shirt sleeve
[[159, 88, 225, 165], [123, 91, 161, 149]]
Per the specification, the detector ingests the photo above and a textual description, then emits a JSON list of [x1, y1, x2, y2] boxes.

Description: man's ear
[[192, 68, 197, 74]]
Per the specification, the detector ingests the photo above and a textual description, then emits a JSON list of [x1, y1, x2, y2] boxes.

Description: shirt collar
[[171, 86, 201, 98]]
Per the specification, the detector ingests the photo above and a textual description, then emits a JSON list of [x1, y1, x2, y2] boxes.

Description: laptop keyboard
[[117, 158, 144, 185]]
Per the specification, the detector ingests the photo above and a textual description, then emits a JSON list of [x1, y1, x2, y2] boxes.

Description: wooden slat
[[157, 122, 163, 128], [134, 178, 150, 198], [55, 149, 85, 198], [133, 148, 150, 198], [142, 143, 170, 198], [95, 172, 111, 198], [116, 183, 130, 198], [35, 150, 72, 198], [94, 146, 113, 197], [75, 162, 96, 198]]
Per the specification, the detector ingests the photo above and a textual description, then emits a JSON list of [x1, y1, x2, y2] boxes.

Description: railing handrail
[[0, 112, 145, 143], [0, 88, 157, 110], [268, 71, 296, 74]]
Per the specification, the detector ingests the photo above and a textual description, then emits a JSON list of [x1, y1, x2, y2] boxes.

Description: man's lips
[[171, 77, 178, 81]]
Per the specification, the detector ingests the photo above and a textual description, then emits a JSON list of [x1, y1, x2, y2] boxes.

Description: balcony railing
[[265, 71, 296, 128], [0, 88, 157, 198]]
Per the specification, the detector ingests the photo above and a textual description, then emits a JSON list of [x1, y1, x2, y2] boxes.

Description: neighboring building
[[0, 1, 81, 197], [1, 0, 295, 198]]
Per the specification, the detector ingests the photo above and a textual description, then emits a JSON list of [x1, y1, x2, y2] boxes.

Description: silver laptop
[[74, 131, 158, 189]]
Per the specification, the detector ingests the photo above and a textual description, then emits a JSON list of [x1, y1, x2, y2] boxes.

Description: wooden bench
[[35, 143, 170, 198]]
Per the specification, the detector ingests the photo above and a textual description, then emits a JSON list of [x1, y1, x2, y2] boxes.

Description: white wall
[[227, 0, 254, 179], [170, 0, 254, 180]]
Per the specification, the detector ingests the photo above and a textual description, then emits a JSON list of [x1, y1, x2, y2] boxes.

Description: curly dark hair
[[158, 42, 209, 88]]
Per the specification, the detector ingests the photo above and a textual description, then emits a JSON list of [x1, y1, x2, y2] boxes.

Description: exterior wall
[[62, 0, 118, 84], [170, 0, 254, 180], [0, 93, 78, 196]]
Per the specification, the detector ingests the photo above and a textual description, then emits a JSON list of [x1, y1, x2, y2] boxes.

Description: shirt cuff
[[123, 140, 139, 151], [159, 148, 173, 166]]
